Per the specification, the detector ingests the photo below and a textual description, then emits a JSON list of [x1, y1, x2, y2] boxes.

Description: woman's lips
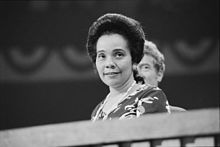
[[104, 72, 120, 75]]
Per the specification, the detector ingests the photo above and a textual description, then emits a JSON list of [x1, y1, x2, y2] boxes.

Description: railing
[[0, 108, 219, 147]]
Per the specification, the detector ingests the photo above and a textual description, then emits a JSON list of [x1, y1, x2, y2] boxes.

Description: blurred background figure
[[137, 40, 165, 86], [137, 40, 186, 112]]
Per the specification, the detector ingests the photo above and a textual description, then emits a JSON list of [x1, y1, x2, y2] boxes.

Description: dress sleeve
[[137, 87, 170, 115]]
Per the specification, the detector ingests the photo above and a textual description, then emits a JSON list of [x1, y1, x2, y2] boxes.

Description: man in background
[[137, 40, 186, 112]]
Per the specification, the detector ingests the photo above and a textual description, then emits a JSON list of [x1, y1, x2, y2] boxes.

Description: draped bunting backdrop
[[0, 0, 219, 130]]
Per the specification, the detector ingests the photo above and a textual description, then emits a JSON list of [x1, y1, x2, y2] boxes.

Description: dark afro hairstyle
[[86, 13, 145, 64]]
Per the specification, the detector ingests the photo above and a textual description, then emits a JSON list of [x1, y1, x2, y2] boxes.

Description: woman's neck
[[109, 79, 136, 97], [102, 78, 137, 115]]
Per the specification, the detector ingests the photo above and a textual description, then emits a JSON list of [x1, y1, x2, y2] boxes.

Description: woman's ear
[[133, 63, 145, 84], [132, 63, 138, 71]]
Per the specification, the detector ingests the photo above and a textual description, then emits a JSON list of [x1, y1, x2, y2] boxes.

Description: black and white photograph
[[0, 0, 219, 146]]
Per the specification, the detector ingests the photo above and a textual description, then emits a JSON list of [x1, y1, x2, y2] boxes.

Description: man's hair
[[144, 40, 165, 74]]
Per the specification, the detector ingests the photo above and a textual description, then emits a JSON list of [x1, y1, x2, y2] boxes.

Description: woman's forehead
[[96, 34, 129, 51]]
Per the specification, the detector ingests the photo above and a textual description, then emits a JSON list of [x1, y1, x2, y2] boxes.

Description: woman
[[86, 13, 170, 121]]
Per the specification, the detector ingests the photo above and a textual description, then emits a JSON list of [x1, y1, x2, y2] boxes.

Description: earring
[[132, 64, 137, 71]]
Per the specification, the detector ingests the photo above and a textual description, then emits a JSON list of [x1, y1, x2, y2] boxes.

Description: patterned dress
[[91, 84, 170, 121]]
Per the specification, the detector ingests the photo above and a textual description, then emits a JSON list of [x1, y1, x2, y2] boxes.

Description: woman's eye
[[97, 53, 105, 59], [115, 52, 124, 58]]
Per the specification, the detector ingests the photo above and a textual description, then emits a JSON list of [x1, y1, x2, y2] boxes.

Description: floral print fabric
[[91, 85, 170, 121]]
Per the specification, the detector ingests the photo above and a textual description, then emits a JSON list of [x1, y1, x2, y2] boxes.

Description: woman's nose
[[106, 64, 115, 69], [105, 57, 116, 69]]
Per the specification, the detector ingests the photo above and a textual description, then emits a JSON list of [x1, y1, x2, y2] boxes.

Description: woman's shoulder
[[135, 84, 163, 97], [91, 100, 103, 120], [136, 84, 169, 113], [137, 84, 166, 101]]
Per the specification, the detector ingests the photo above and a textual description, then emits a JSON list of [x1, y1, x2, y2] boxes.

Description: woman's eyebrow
[[96, 50, 105, 53], [113, 48, 126, 52]]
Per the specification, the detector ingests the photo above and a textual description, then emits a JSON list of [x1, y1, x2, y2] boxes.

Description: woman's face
[[95, 33, 133, 88], [137, 54, 163, 86]]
